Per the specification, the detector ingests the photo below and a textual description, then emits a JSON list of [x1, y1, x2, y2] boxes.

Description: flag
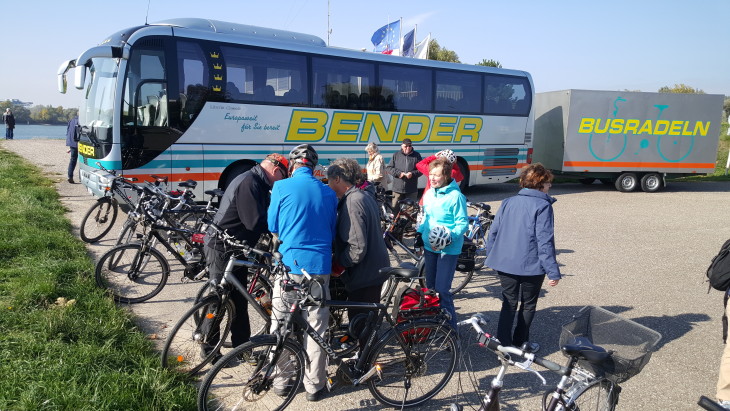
[[402, 29, 416, 57], [371, 20, 401, 53], [414, 34, 431, 59]]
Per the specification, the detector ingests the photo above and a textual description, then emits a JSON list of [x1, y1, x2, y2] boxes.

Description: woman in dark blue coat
[[485, 163, 561, 353]]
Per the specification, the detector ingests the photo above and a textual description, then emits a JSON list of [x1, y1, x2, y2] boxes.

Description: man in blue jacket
[[267, 144, 337, 402]]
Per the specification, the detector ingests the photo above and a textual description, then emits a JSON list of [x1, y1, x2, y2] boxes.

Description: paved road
[[3, 138, 728, 410]]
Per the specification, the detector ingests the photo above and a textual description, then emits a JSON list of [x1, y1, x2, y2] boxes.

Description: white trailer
[[533, 89, 724, 192]]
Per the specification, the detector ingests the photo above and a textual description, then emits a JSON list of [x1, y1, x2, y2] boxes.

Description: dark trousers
[[496, 271, 545, 347], [391, 191, 417, 213], [67, 147, 78, 179], [204, 245, 251, 348], [5, 127, 13, 139]]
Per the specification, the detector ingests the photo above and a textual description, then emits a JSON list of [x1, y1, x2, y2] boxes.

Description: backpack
[[707, 239, 730, 291]]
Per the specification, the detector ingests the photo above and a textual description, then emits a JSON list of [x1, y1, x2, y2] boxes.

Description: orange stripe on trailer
[[563, 161, 715, 169], [123, 172, 222, 183]]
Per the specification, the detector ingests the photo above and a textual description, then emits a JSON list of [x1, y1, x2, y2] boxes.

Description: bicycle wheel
[[366, 320, 459, 407], [115, 219, 139, 246], [198, 336, 305, 411], [450, 270, 473, 295], [556, 379, 618, 411], [473, 229, 487, 270], [95, 243, 169, 303], [80, 197, 118, 243], [161, 294, 234, 374]]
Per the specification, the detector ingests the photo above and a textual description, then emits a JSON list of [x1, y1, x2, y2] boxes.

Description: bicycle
[[94, 187, 211, 303], [451, 306, 661, 411], [197, 261, 459, 410], [161, 223, 274, 375], [447, 201, 495, 294]]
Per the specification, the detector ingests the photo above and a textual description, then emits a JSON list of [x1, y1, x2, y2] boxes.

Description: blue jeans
[[67, 147, 78, 179], [423, 250, 458, 327], [5, 127, 13, 139]]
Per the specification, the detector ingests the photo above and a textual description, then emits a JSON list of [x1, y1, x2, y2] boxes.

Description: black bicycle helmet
[[288, 144, 319, 168]]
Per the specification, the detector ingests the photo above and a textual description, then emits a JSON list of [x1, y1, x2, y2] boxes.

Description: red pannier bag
[[396, 286, 441, 343]]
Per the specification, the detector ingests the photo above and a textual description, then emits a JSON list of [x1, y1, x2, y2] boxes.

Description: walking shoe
[[522, 342, 540, 354], [306, 387, 327, 402], [273, 386, 291, 397], [68, 178, 74, 184]]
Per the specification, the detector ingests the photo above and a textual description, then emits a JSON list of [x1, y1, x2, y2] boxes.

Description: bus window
[[435, 70, 481, 114], [484, 75, 531, 116], [122, 40, 166, 128], [312, 57, 374, 109], [177, 41, 209, 129], [379, 64, 432, 112], [221, 46, 308, 105]]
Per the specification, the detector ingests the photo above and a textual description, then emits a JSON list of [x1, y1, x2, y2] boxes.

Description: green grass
[[0, 148, 196, 410]]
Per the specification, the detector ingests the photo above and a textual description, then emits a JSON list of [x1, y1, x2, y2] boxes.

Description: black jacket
[[386, 149, 422, 194], [208, 165, 272, 248], [334, 186, 390, 292]]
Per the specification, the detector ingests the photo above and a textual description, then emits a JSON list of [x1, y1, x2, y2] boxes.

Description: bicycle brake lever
[[515, 358, 546, 385]]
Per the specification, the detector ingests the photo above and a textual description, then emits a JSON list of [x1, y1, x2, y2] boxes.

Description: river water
[[4, 124, 67, 140]]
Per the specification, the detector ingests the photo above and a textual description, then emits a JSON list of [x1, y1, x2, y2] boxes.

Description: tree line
[[0, 100, 78, 125]]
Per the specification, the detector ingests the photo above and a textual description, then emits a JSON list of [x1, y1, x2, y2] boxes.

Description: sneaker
[[67, 178, 74, 184], [522, 342, 540, 354], [306, 387, 327, 402]]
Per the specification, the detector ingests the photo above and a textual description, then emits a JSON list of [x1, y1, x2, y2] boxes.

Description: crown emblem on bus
[[212, 85, 222, 92], [210, 52, 220, 58], [214, 74, 223, 81], [213, 63, 222, 70]]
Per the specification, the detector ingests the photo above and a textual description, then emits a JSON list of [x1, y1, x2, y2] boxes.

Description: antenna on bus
[[144, 0, 151, 25]]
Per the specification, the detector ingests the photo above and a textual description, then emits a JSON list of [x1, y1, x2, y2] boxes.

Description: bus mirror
[[74, 66, 86, 90], [57, 59, 75, 94]]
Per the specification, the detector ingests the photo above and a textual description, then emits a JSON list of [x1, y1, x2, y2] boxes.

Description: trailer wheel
[[615, 173, 638, 192], [640, 173, 663, 193]]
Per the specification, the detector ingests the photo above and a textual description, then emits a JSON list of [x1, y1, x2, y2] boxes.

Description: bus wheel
[[640, 173, 663, 193], [614, 172, 638, 192], [457, 158, 470, 192], [221, 163, 253, 191]]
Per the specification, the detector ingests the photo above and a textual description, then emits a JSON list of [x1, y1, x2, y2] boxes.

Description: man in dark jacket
[[202, 153, 289, 359], [327, 158, 390, 353], [3, 108, 15, 139], [386, 138, 422, 211]]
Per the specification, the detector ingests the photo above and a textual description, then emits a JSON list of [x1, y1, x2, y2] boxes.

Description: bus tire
[[220, 162, 254, 191], [457, 158, 469, 192]]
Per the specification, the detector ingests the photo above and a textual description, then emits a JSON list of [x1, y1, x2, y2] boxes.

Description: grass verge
[[0, 148, 196, 410]]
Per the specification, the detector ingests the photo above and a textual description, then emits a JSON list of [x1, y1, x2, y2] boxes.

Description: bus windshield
[[81, 57, 118, 143]]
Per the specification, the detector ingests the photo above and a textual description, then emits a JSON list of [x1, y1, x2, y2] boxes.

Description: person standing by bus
[[3, 108, 15, 139], [268, 144, 337, 402], [416, 149, 464, 205], [386, 138, 422, 211], [202, 153, 289, 362], [66, 115, 79, 183], [418, 157, 468, 328], [485, 163, 561, 353], [364, 142, 387, 186]]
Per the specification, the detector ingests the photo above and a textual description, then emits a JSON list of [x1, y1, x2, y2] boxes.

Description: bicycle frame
[[214, 254, 274, 326]]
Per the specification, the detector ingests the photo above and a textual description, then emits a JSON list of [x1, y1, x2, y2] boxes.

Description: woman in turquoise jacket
[[417, 158, 468, 327]]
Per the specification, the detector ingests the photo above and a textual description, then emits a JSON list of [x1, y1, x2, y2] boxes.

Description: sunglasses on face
[[268, 159, 289, 178]]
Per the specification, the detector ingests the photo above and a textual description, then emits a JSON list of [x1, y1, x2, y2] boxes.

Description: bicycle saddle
[[561, 336, 611, 364], [205, 189, 224, 198], [399, 198, 417, 207], [150, 174, 169, 184], [380, 263, 420, 279], [178, 180, 198, 189]]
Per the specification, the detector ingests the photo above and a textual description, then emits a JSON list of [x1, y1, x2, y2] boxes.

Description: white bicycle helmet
[[428, 225, 452, 251], [436, 149, 456, 164]]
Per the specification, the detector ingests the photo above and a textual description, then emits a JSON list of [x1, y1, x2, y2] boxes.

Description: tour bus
[[58, 18, 534, 198]]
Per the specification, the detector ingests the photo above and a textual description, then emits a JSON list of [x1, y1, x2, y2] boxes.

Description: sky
[[2, 0, 728, 108]]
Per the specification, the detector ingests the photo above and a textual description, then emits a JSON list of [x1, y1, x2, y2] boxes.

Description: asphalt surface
[[3, 138, 728, 410]]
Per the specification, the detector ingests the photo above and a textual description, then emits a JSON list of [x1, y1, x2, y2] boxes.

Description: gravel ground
[[3, 138, 728, 410]]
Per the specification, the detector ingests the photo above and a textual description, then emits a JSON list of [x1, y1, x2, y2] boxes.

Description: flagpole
[[426, 32, 431, 59], [413, 24, 418, 58], [399, 17, 403, 55]]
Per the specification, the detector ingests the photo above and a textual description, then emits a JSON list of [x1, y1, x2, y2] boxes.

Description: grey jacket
[[333, 186, 390, 292], [386, 149, 422, 194]]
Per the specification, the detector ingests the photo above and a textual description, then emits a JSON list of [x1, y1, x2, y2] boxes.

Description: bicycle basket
[[559, 306, 662, 383], [456, 238, 477, 272]]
